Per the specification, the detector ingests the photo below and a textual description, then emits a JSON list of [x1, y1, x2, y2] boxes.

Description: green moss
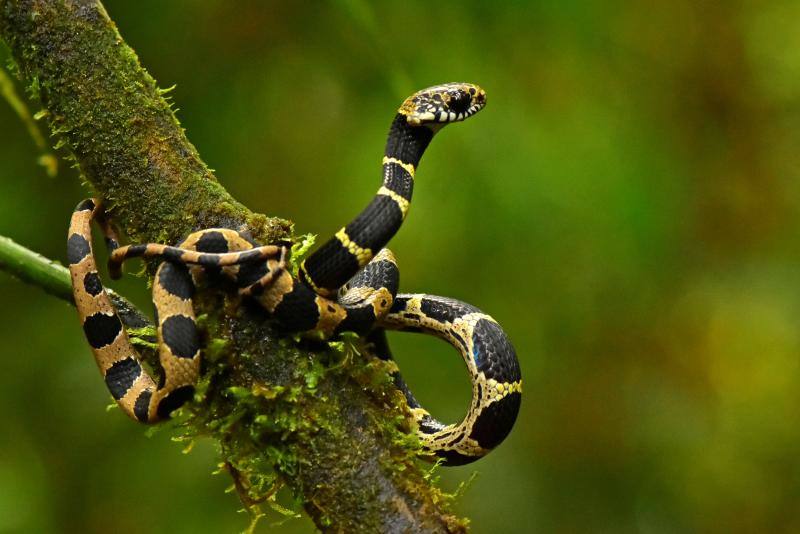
[[126, 325, 158, 351], [288, 233, 316, 277], [168, 296, 462, 527]]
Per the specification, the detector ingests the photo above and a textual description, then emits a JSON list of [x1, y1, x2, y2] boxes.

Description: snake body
[[68, 83, 521, 465]]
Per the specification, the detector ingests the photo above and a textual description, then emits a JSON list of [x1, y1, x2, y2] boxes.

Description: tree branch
[[0, 1, 467, 532]]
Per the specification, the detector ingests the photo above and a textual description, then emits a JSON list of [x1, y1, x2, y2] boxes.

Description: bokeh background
[[2, 1, 800, 532]]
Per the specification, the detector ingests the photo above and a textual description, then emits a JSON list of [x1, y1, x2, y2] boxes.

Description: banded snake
[[67, 83, 521, 465]]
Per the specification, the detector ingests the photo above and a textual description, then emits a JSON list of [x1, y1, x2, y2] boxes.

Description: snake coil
[[68, 83, 521, 465]]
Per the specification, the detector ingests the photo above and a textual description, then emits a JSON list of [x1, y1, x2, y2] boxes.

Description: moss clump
[[168, 298, 465, 530]]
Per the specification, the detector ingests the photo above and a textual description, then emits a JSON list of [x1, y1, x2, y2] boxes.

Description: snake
[[67, 83, 521, 465]]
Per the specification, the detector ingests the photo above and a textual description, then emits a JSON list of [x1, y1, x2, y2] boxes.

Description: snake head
[[399, 83, 486, 126]]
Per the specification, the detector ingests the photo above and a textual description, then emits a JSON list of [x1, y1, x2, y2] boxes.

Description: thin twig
[[0, 67, 57, 176]]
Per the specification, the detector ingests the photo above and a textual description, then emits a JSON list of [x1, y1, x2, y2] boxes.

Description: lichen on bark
[[0, 0, 468, 532]]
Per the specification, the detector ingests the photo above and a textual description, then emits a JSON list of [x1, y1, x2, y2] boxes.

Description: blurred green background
[[2, 1, 800, 532]]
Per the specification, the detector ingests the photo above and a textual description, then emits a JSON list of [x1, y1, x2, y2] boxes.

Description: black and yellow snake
[[67, 83, 521, 465]]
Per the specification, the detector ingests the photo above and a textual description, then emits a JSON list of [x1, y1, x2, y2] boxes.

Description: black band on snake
[[67, 83, 521, 465]]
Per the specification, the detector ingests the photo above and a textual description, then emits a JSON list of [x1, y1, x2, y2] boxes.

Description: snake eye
[[448, 90, 471, 114]]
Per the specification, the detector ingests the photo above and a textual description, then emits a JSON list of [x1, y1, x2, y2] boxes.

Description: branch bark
[[0, 1, 467, 532]]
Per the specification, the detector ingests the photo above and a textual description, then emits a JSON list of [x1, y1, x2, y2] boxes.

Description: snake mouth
[[406, 102, 485, 126]]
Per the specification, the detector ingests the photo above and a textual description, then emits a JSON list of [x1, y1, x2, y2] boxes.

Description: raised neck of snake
[[298, 116, 437, 296]]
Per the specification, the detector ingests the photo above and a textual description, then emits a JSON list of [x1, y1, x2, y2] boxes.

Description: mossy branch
[[0, 1, 467, 532]]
